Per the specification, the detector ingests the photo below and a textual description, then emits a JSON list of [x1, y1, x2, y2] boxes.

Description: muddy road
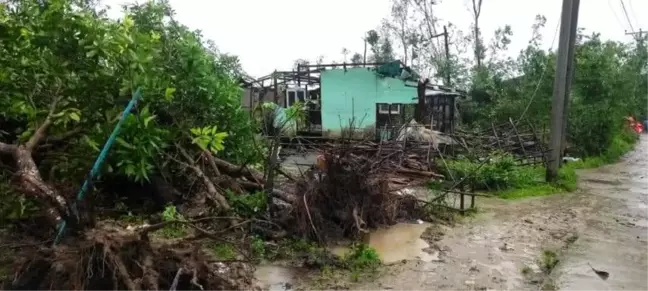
[[350, 186, 588, 290], [347, 136, 648, 290], [258, 137, 647, 290], [555, 136, 648, 290]]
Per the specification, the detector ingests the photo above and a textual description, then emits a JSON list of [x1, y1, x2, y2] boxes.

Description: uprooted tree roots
[[291, 142, 432, 243], [6, 222, 260, 291]]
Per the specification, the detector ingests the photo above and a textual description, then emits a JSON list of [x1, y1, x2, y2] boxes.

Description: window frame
[[378, 103, 401, 114], [285, 88, 306, 107]]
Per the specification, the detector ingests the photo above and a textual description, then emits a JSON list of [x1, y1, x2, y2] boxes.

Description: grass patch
[[440, 156, 576, 200], [540, 249, 559, 274], [210, 243, 237, 260], [441, 130, 639, 200], [521, 265, 532, 275], [157, 205, 186, 238], [497, 165, 578, 199], [498, 183, 562, 199], [338, 243, 381, 282]]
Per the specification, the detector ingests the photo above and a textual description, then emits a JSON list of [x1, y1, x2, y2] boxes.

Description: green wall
[[320, 67, 417, 135]]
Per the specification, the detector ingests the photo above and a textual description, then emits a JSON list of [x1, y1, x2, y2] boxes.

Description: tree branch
[[0, 141, 17, 154], [174, 144, 231, 211], [25, 96, 62, 152], [45, 128, 83, 143]]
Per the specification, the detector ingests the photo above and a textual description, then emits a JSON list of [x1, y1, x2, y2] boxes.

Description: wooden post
[[415, 79, 429, 123]]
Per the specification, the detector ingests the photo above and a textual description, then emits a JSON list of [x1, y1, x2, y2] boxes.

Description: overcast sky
[[103, 0, 647, 78]]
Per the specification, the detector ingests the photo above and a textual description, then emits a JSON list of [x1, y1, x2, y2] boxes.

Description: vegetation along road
[[334, 136, 646, 291], [0, 0, 646, 290]]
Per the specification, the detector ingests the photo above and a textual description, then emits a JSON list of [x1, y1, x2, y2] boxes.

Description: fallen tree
[[280, 139, 445, 242], [0, 1, 267, 290], [8, 220, 260, 290]]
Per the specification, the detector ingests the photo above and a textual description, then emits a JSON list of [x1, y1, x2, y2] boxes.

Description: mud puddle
[[254, 264, 300, 291], [256, 200, 583, 291], [346, 193, 589, 290], [331, 221, 439, 263], [255, 221, 438, 290]]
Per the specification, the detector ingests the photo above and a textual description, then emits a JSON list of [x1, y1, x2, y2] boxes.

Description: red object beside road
[[626, 116, 643, 134], [633, 122, 644, 134]]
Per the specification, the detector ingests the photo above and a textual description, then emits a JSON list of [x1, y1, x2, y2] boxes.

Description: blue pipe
[[53, 87, 143, 246]]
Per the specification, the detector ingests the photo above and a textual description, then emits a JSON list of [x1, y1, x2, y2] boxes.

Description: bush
[[443, 152, 540, 191]]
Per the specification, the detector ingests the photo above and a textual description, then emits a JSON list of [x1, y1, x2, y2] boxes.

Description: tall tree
[[411, 0, 445, 77], [350, 53, 363, 66], [365, 29, 396, 63], [470, 0, 485, 68], [366, 30, 381, 59], [383, 0, 413, 65], [341, 47, 350, 63]]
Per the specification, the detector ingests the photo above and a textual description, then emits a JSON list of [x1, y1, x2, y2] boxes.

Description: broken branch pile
[[450, 118, 549, 165], [8, 221, 259, 290], [287, 140, 445, 243]]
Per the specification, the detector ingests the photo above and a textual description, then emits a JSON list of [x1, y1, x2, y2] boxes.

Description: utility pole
[[559, 0, 580, 164], [626, 29, 646, 49], [424, 28, 451, 125], [430, 29, 450, 85], [547, 0, 580, 182], [443, 25, 451, 87], [625, 29, 645, 38]]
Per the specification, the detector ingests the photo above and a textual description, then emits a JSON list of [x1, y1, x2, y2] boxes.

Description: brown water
[[331, 222, 439, 263], [255, 222, 438, 290]]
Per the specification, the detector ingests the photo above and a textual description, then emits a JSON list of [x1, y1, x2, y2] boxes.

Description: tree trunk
[[1, 143, 69, 227], [415, 79, 430, 123]]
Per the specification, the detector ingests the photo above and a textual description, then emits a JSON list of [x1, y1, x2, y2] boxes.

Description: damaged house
[[241, 60, 465, 140]]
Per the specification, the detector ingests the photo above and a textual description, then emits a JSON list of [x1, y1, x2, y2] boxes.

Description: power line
[[627, 0, 640, 30], [515, 21, 561, 123], [619, 0, 635, 33], [608, 0, 628, 31]]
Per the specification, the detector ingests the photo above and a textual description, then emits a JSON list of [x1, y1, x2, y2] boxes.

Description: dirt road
[[351, 187, 589, 290], [555, 137, 648, 290], [262, 138, 647, 290], [349, 136, 647, 290]]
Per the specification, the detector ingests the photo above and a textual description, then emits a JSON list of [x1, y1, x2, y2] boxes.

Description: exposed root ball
[[293, 145, 426, 242], [6, 223, 259, 291]]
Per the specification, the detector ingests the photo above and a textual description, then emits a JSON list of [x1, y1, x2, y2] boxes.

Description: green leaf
[[125, 164, 136, 176], [84, 136, 100, 152], [116, 137, 136, 149], [212, 142, 225, 152], [191, 137, 206, 151], [164, 87, 176, 101], [69, 112, 80, 121], [143, 116, 155, 127], [86, 50, 97, 58], [214, 132, 229, 140]]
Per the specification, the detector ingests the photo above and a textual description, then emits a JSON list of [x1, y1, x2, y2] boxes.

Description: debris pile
[[3, 131, 457, 291], [8, 219, 261, 290], [452, 119, 549, 165], [285, 140, 446, 242]]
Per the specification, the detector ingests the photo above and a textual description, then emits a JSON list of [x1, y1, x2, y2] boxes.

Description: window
[[286, 88, 306, 107], [378, 103, 401, 114]]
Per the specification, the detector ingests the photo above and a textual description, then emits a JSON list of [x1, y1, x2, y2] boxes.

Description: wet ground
[[555, 137, 648, 290], [257, 137, 648, 290], [349, 191, 590, 290]]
